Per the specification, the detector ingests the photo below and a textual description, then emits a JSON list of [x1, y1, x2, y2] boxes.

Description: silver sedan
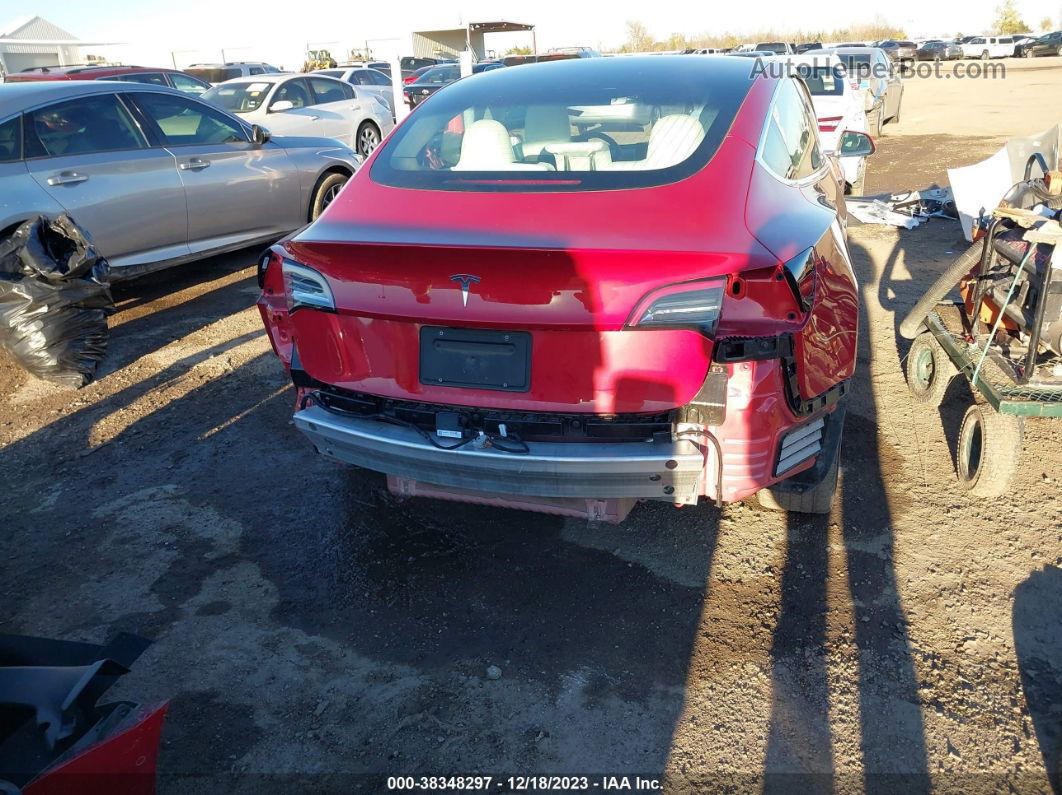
[[0, 81, 360, 279]]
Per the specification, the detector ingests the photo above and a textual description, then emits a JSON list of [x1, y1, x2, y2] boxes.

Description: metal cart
[[903, 209, 1062, 496]]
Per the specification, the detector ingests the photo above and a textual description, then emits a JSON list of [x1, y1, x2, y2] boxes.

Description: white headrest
[[453, 119, 516, 170], [645, 115, 706, 168], [523, 104, 572, 155]]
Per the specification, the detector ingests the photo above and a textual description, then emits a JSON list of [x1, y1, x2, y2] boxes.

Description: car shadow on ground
[[1013, 565, 1062, 794], [761, 233, 929, 791], [99, 249, 263, 376], [875, 223, 981, 472]]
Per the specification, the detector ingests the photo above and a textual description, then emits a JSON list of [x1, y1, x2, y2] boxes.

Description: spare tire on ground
[[0, 215, 113, 388]]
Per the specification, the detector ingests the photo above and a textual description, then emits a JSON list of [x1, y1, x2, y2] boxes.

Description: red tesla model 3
[[257, 56, 871, 520]]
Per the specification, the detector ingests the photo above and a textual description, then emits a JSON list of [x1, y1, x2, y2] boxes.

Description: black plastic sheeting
[[0, 215, 113, 388]]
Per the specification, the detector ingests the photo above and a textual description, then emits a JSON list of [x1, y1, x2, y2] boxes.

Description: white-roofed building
[[0, 16, 120, 78]]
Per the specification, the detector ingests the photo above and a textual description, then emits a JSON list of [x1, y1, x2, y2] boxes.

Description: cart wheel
[[905, 332, 957, 407], [956, 403, 1023, 497]]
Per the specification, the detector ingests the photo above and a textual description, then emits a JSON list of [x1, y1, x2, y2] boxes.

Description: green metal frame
[[924, 311, 1062, 417]]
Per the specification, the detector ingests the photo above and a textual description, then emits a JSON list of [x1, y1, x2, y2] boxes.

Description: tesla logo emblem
[[450, 273, 481, 306]]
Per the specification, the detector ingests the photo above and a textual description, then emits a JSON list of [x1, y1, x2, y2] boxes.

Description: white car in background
[[960, 36, 1014, 59], [314, 66, 396, 119], [201, 73, 393, 156], [774, 54, 871, 193]]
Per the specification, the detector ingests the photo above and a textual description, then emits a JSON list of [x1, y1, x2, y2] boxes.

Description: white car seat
[[597, 114, 706, 171], [522, 105, 572, 158], [452, 119, 552, 171]]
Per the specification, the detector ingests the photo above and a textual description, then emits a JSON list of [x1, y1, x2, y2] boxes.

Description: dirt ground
[[2, 59, 1061, 793]]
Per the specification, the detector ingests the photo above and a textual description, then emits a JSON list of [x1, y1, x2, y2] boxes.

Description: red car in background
[[3, 64, 211, 96], [403, 65, 435, 85], [257, 57, 873, 520]]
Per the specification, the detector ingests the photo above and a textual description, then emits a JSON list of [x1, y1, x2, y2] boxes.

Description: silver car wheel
[[322, 182, 343, 209], [358, 124, 380, 156]]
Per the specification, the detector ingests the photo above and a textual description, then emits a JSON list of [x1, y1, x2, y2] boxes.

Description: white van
[[960, 37, 1013, 59]]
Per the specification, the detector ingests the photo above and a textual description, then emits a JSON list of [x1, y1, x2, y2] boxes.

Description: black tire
[[1024, 48, 1034, 58], [1057, 45, 1062, 57], [899, 239, 983, 339], [356, 121, 381, 157], [309, 172, 348, 221], [905, 332, 957, 406], [955, 403, 1023, 497], [980, 50, 990, 60], [758, 448, 840, 515]]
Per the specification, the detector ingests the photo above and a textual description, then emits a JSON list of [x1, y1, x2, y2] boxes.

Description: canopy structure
[[411, 20, 536, 62]]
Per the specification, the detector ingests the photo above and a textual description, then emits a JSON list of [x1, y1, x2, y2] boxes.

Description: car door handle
[[179, 158, 210, 171], [46, 171, 88, 186]]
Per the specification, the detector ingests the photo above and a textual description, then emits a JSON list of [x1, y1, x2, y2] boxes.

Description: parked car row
[[4, 64, 212, 95], [907, 33, 1062, 60], [1018, 31, 1062, 57], [728, 34, 1062, 62]]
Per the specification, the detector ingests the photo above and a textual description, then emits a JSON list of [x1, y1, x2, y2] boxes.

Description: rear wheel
[[357, 121, 381, 157], [905, 332, 957, 407], [956, 403, 1023, 497], [1057, 45, 1062, 56], [309, 172, 348, 220], [1024, 48, 1034, 58], [980, 50, 990, 60]]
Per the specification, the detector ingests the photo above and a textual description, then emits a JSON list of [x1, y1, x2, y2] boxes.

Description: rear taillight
[[626, 278, 727, 335], [282, 259, 335, 312], [818, 116, 842, 132], [403, 75, 417, 84]]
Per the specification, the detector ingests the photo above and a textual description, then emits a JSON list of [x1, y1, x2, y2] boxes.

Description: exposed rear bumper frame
[[293, 403, 707, 504]]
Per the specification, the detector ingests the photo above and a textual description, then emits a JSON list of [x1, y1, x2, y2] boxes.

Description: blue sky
[[6, 0, 1061, 69]]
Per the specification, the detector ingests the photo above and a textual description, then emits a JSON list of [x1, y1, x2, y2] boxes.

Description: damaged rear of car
[[258, 57, 862, 521]]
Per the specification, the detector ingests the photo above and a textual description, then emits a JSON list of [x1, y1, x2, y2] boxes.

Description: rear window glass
[[186, 67, 241, 83], [98, 72, 168, 86], [798, 65, 845, 96], [202, 82, 271, 113], [0, 115, 20, 162], [836, 54, 875, 79], [415, 66, 459, 84], [371, 59, 751, 192]]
